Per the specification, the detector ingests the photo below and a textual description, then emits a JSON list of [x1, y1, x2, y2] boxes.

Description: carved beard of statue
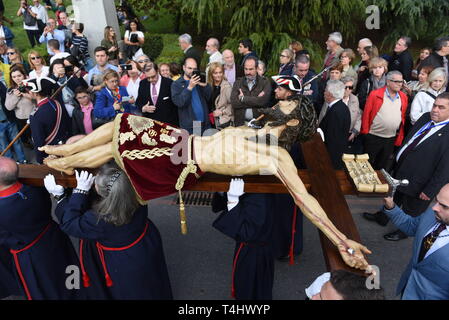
[[261, 95, 317, 151]]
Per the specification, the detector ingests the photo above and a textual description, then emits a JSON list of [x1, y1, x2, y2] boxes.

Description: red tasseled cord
[[289, 206, 298, 265], [105, 274, 113, 287]]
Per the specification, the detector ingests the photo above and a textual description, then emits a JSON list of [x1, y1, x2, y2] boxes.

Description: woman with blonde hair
[[101, 26, 119, 66], [279, 48, 295, 76], [6, 47, 30, 73], [410, 67, 448, 124], [207, 62, 233, 128], [28, 50, 49, 79], [357, 57, 388, 110]]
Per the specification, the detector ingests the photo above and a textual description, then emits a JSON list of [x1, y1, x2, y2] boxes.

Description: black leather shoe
[[383, 229, 408, 241], [362, 212, 389, 226]]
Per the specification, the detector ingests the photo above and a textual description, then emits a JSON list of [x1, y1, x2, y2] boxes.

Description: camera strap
[[44, 99, 63, 145]]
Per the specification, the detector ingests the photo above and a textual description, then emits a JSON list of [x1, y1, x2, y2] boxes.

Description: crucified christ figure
[[39, 96, 373, 273]]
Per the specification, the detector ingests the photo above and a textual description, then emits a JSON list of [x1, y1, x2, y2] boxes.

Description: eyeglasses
[[345, 86, 354, 90], [137, 59, 150, 63], [7, 52, 16, 55], [389, 80, 403, 84], [30, 56, 41, 60]]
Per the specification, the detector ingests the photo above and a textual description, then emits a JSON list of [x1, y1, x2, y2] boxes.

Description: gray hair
[[93, 162, 140, 226], [208, 37, 220, 50], [258, 60, 266, 73], [400, 36, 412, 48], [386, 71, 403, 80], [359, 38, 373, 47], [326, 80, 345, 100], [328, 32, 343, 45], [426, 67, 448, 89], [295, 54, 310, 65], [341, 76, 356, 84], [179, 33, 192, 45]]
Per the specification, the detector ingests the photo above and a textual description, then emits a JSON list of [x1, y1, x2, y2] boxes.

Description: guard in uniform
[[24, 77, 71, 163], [213, 179, 275, 300], [0, 156, 82, 300]]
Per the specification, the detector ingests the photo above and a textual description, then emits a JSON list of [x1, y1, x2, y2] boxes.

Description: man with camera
[[38, 17, 65, 56], [171, 57, 211, 134]]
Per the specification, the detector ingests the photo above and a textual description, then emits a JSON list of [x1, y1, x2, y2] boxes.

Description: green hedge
[[142, 34, 164, 61]]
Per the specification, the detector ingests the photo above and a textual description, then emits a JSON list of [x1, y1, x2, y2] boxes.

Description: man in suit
[[382, 183, 449, 299], [171, 57, 211, 134], [364, 92, 449, 241], [136, 64, 179, 127], [318, 80, 351, 170], [388, 36, 414, 82], [294, 55, 320, 114], [178, 33, 202, 69]]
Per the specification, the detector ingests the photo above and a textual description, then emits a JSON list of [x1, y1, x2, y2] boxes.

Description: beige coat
[[214, 80, 234, 125], [5, 91, 35, 120], [345, 93, 362, 134]]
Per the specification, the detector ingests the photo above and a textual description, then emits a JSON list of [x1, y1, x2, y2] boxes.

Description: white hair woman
[[48, 163, 173, 299], [410, 67, 448, 124]]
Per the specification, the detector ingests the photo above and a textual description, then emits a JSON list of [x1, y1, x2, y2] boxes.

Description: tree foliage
[[369, 0, 449, 47]]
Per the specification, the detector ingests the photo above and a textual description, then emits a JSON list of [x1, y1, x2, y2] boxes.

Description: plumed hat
[[22, 77, 57, 96]]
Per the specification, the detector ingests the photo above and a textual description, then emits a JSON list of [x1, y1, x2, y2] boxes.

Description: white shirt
[[423, 224, 449, 259], [21, 7, 39, 30], [183, 45, 192, 54], [396, 119, 449, 161], [149, 75, 162, 104], [33, 4, 48, 23], [208, 51, 223, 65], [29, 66, 50, 79], [50, 52, 70, 65], [124, 30, 144, 42], [328, 99, 341, 109], [305, 272, 331, 299], [126, 77, 141, 101], [410, 88, 443, 125]]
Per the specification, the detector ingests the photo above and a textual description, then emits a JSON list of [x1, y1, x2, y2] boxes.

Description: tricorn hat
[[22, 77, 57, 96], [272, 75, 302, 92]]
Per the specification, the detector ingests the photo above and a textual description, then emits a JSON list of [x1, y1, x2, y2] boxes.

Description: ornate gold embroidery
[[127, 115, 154, 134], [119, 132, 136, 145], [148, 129, 158, 137], [166, 125, 182, 134], [141, 132, 157, 146], [121, 147, 173, 160], [160, 133, 177, 144], [160, 128, 169, 135]]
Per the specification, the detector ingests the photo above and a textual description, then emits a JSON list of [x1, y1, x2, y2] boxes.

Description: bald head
[[222, 49, 235, 67], [0, 157, 18, 188]]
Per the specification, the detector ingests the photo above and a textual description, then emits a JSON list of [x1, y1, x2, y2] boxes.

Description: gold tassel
[[178, 190, 187, 235]]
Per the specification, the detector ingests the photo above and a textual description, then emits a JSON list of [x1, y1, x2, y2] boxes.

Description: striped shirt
[[71, 35, 90, 60]]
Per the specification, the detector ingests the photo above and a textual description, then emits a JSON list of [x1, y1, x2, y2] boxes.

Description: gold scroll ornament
[[342, 154, 389, 193]]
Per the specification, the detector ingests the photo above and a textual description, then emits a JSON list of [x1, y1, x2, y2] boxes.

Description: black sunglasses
[[30, 56, 41, 60], [345, 86, 354, 90]]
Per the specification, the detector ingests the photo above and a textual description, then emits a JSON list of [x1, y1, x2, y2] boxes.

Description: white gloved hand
[[75, 170, 95, 192], [44, 174, 64, 197], [227, 178, 245, 211]]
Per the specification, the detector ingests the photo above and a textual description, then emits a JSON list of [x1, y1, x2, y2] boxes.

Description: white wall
[[71, 0, 120, 58]]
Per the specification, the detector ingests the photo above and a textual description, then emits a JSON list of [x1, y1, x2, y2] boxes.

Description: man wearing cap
[[26, 76, 71, 163]]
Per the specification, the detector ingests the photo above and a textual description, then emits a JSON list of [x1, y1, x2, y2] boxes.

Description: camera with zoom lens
[[18, 85, 29, 93]]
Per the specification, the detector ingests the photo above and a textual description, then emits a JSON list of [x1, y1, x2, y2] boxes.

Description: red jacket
[[361, 86, 408, 146]]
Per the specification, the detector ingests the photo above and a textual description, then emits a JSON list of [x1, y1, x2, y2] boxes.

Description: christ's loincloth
[[112, 113, 204, 203]]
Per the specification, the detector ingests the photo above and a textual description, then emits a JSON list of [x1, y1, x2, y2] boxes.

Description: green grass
[[2, 0, 69, 55]]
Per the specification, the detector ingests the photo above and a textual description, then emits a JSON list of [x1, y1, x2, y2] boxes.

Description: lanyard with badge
[[414, 120, 449, 139]]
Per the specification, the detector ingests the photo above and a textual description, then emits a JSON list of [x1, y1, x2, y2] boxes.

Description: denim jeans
[[0, 120, 26, 162]]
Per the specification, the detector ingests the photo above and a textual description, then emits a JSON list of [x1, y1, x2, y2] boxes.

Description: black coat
[[319, 100, 351, 169], [183, 46, 202, 69], [394, 113, 449, 199], [71, 106, 95, 135], [388, 50, 414, 82], [136, 77, 179, 127]]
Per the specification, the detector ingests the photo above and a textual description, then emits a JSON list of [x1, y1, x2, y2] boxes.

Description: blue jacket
[[93, 86, 135, 119], [171, 77, 211, 134], [1, 26, 14, 48], [383, 206, 449, 300]]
